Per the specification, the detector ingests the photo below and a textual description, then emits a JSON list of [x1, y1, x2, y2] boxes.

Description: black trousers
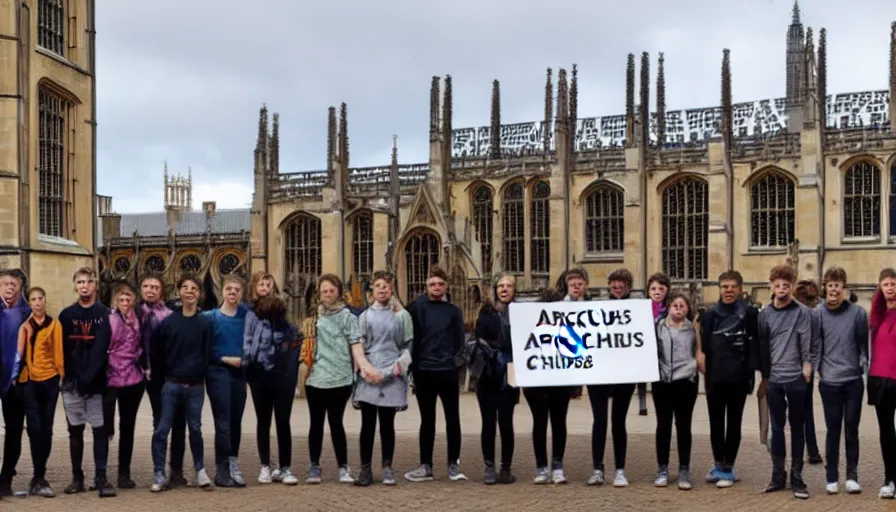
[[819, 378, 863, 482], [872, 378, 896, 483], [248, 368, 297, 468], [21, 377, 60, 479], [359, 402, 397, 466], [103, 381, 145, 476], [147, 376, 186, 472], [706, 381, 748, 470], [767, 378, 809, 465], [0, 388, 25, 482], [587, 383, 635, 470], [413, 369, 462, 467], [476, 377, 519, 469], [653, 379, 698, 468], [306, 385, 351, 466], [524, 387, 570, 469]]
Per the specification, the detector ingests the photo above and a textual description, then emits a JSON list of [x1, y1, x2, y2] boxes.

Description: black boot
[[168, 469, 188, 488], [791, 462, 809, 499], [95, 471, 116, 498], [353, 464, 373, 487], [0, 473, 13, 497], [215, 464, 236, 487], [117, 471, 136, 489], [497, 465, 517, 484], [64, 472, 86, 495], [66, 426, 86, 494], [764, 457, 787, 493]]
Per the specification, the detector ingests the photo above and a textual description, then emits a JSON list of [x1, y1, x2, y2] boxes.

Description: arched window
[[530, 181, 551, 275], [180, 254, 202, 275], [662, 177, 708, 280], [750, 171, 795, 248], [284, 213, 322, 320], [38, 87, 72, 237], [113, 257, 131, 275], [144, 255, 166, 274], [472, 186, 494, 274], [405, 230, 440, 301], [352, 210, 374, 280], [584, 183, 624, 254], [843, 161, 881, 238], [502, 183, 525, 273], [218, 254, 240, 276]]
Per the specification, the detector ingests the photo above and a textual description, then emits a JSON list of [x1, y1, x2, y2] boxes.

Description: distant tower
[[164, 161, 193, 211], [785, 0, 806, 131]]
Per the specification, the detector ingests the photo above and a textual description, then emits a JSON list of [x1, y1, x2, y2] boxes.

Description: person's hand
[[757, 378, 768, 399], [802, 362, 812, 383], [143, 368, 151, 380], [393, 363, 402, 377], [361, 366, 383, 384], [697, 352, 706, 374]]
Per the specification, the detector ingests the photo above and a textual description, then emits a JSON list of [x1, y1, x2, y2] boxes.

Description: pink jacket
[[107, 309, 145, 388]]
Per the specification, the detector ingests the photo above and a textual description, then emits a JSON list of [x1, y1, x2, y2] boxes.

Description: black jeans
[[359, 402, 397, 466], [21, 377, 60, 479], [524, 387, 570, 469], [637, 382, 648, 411], [248, 368, 297, 468], [819, 378, 863, 482], [706, 381, 748, 470], [476, 378, 519, 469], [587, 383, 635, 470], [103, 382, 145, 476], [653, 379, 698, 468], [306, 385, 352, 466], [151, 381, 206, 473], [0, 388, 25, 482], [147, 376, 186, 473], [873, 379, 896, 483], [767, 377, 809, 465], [206, 365, 247, 467], [804, 377, 820, 456], [413, 369, 462, 467]]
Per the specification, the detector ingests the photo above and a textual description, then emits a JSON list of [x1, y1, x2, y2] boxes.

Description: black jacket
[[699, 299, 759, 394]]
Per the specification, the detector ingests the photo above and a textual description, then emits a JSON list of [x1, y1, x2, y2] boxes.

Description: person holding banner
[[867, 268, 896, 499]]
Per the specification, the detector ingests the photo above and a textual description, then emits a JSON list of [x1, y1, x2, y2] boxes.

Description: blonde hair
[[250, 271, 280, 301]]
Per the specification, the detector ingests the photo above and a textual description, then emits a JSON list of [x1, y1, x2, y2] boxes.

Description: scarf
[[318, 299, 346, 317]]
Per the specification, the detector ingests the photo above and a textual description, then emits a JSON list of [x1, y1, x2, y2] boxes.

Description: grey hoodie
[[656, 317, 698, 383]]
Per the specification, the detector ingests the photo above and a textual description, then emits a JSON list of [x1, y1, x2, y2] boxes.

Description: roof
[[118, 209, 251, 237]]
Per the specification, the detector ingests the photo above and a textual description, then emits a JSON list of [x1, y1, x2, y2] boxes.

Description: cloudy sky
[[96, 0, 893, 213]]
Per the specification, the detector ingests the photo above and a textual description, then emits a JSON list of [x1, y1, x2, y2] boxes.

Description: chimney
[[101, 213, 121, 246], [202, 201, 217, 217]]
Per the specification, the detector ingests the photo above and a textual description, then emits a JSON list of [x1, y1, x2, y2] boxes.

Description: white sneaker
[[196, 468, 212, 489], [271, 467, 283, 483], [533, 467, 549, 484], [551, 468, 567, 484], [586, 469, 605, 486], [825, 482, 839, 494], [280, 467, 298, 486], [845, 479, 861, 494], [258, 465, 273, 484], [339, 465, 355, 484], [613, 469, 629, 488], [880, 481, 896, 499]]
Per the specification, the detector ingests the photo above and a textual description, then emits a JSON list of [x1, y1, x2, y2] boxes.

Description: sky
[[95, 0, 894, 213]]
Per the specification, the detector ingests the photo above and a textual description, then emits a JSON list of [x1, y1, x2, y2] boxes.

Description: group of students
[[1, 260, 895, 500]]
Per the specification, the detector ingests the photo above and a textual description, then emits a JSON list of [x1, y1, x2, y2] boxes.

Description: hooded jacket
[[1, 294, 32, 395]]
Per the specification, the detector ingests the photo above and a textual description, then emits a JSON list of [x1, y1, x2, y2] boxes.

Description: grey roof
[[119, 209, 250, 237]]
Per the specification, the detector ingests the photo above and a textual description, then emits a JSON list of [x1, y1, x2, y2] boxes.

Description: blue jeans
[[767, 377, 809, 465], [206, 365, 247, 466], [819, 378, 864, 482], [151, 381, 205, 473]]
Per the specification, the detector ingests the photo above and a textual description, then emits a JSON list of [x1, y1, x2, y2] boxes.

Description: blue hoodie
[[1, 294, 32, 396]]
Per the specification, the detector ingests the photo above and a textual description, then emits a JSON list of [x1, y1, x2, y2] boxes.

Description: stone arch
[[399, 227, 441, 304], [745, 167, 796, 248], [281, 212, 322, 323], [658, 175, 709, 281], [580, 179, 625, 255]]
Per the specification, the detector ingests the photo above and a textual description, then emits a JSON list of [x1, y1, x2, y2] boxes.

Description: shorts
[[62, 390, 105, 427]]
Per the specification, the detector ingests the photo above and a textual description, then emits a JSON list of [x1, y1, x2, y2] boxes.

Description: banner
[[509, 299, 659, 387]]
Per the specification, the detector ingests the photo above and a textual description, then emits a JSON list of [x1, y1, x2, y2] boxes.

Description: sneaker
[[678, 468, 692, 490], [879, 481, 895, 499], [271, 467, 283, 483], [845, 479, 861, 494], [705, 464, 722, 483], [826, 482, 839, 494], [95, 476, 116, 498], [404, 464, 433, 483], [150, 471, 167, 493], [447, 463, 467, 482], [716, 469, 735, 488], [533, 467, 549, 485], [196, 468, 212, 489], [168, 471, 188, 488], [339, 465, 355, 484], [484, 464, 497, 485], [228, 457, 246, 487], [258, 465, 273, 484], [497, 468, 516, 484], [613, 469, 629, 488], [64, 477, 86, 495], [765, 471, 787, 493], [551, 468, 567, 484], [382, 467, 396, 486], [280, 468, 298, 486], [792, 475, 809, 499], [33, 479, 55, 498], [305, 465, 322, 485], [354, 464, 373, 487], [654, 465, 669, 487], [586, 469, 605, 486]]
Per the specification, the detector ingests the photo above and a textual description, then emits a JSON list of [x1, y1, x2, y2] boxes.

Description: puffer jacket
[[655, 316, 698, 383]]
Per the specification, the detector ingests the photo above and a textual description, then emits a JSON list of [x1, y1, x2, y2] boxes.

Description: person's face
[[141, 278, 162, 304], [117, 292, 135, 313], [668, 297, 689, 322], [566, 276, 587, 300], [608, 280, 629, 299], [319, 280, 339, 305], [771, 279, 793, 302], [719, 279, 742, 305], [28, 291, 46, 316], [880, 277, 896, 302], [496, 277, 515, 304], [801, 285, 819, 308], [255, 278, 274, 299], [648, 281, 668, 304], [427, 277, 447, 300], [223, 282, 243, 306], [74, 273, 97, 300], [0, 276, 21, 304], [825, 280, 846, 307], [373, 279, 393, 304], [178, 279, 200, 306]]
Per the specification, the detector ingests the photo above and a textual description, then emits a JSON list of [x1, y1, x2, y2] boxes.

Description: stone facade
[[0, 0, 97, 314]]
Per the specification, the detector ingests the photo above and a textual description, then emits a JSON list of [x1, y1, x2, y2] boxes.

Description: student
[[759, 264, 813, 499], [793, 279, 823, 466], [0, 268, 30, 497], [404, 266, 467, 483], [653, 292, 700, 490], [352, 271, 413, 486], [15, 287, 63, 497], [815, 266, 867, 494], [58, 267, 115, 497], [203, 275, 249, 487], [474, 273, 519, 485], [868, 268, 896, 499], [305, 274, 373, 484], [588, 268, 636, 487], [244, 293, 301, 485], [150, 275, 213, 492], [104, 282, 149, 489], [699, 270, 759, 488]]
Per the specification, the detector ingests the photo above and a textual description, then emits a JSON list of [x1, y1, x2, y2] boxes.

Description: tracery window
[[180, 254, 202, 274], [218, 254, 240, 276], [530, 181, 551, 275], [750, 171, 795, 248], [144, 255, 166, 274], [502, 183, 525, 273], [471, 186, 494, 274], [405, 230, 439, 301], [113, 257, 131, 275], [38, 0, 65, 56], [352, 210, 374, 280], [284, 214, 322, 321], [661, 177, 708, 280], [584, 184, 624, 254], [38, 87, 71, 237], [843, 161, 881, 238]]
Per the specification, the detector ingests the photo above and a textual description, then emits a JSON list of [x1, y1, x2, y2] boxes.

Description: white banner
[[509, 299, 659, 387]]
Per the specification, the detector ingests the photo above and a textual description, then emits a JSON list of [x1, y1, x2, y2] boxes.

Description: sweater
[[18, 315, 64, 383], [108, 308, 145, 388], [203, 305, 248, 364], [816, 301, 869, 384], [59, 301, 112, 396], [759, 299, 812, 383], [157, 310, 212, 382], [408, 295, 464, 372], [869, 290, 896, 381], [307, 305, 361, 389]]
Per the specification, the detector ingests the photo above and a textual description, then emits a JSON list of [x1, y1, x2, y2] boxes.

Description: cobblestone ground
[[2, 391, 894, 511]]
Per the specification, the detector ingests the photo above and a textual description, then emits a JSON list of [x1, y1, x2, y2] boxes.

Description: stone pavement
[[2, 389, 894, 511]]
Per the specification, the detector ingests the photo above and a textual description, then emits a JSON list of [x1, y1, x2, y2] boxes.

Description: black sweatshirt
[[408, 295, 464, 372], [157, 310, 212, 383], [59, 302, 112, 396]]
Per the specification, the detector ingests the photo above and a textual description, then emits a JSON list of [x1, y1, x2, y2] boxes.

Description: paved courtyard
[[1, 388, 893, 511]]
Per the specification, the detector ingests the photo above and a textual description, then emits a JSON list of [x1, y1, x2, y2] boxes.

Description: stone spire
[[625, 53, 635, 147], [569, 64, 578, 155], [656, 53, 666, 149], [270, 113, 280, 175], [430, 76, 441, 141], [890, 21, 895, 133], [721, 49, 733, 148], [490, 79, 501, 159], [389, 135, 400, 243], [327, 106, 336, 174], [256, 103, 268, 151], [792, 0, 800, 23], [639, 52, 650, 151], [543, 68, 553, 152], [786, 0, 806, 131], [338, 102, 349, 167], [803, 27, 817, 128], [441, 75, 453, 149], [556, 68, 569, 126], [818, 28, 827, 130]]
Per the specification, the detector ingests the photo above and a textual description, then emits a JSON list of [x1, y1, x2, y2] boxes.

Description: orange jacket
[[18, 315, 65, 383]]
